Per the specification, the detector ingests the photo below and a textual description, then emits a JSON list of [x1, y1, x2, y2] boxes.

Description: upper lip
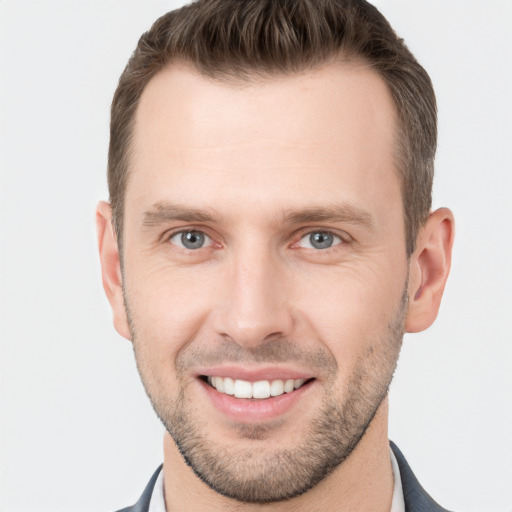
[[195, 366, 314, 381]]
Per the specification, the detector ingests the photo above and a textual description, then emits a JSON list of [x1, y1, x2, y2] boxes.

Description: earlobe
[[96, 201, 131, 340], [405, 208, 455, 333]]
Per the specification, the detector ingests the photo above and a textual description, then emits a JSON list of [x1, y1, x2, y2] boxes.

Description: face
[[120, 62, 410, 503]]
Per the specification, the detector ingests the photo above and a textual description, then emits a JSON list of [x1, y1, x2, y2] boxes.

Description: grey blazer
[[116, 442, 452, 512]]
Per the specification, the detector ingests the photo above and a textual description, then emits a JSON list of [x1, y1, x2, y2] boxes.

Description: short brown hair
[[108, 0, 436, 255]]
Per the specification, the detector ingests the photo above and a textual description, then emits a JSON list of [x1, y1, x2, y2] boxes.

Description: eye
[[169, 230, 212, 250], [297, 231, 343, 250]]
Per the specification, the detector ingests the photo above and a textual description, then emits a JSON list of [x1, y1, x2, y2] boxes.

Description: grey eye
[[298, 231, 341, 250], [170, 230, 212, 250]]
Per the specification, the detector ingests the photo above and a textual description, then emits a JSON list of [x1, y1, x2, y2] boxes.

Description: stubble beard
[[127, 288, 407, 504]]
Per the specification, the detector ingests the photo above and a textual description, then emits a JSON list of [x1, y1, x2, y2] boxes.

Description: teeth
[[233, 379, 252, 398], [223, 377, 235, 395], [216, 376, 224, 393], [252, 380, 270, 399], [270, 379, 284, 396], [284, 379, 295, 393], [207, 376, 308, 399]]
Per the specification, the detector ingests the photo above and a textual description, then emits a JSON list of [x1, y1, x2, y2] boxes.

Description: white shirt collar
[[149, 448, 405, 512], [148, 468, 166, 512], [390, 447, 406, 512]]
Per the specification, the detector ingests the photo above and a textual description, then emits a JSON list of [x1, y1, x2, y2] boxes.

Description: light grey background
[[1, 1, 511, 511]]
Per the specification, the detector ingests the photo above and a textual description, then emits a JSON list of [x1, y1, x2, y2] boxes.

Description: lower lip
[[199, 378, 313, 423]]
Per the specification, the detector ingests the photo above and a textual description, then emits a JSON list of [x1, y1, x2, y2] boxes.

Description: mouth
[[201, 375, 313, 399], [196, 367, 317, 422]]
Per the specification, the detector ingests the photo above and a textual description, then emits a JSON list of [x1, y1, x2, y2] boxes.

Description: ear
[[405, 208, 455, 333], [96, 201, 131, 340]]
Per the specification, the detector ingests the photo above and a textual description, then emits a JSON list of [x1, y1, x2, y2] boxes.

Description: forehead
[[127, 61, 400, 228]]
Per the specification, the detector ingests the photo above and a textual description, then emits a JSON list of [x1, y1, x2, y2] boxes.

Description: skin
[[97, 61, 454, 511]]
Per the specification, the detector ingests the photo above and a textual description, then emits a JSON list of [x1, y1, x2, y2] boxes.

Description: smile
[[198, 371, 316, 422], [205, 376, 309, 399]]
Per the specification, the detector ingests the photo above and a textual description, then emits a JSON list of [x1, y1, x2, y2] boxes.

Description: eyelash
[[164, 228, 350, 252], [294, 230, 345, 250], [166, 229, 215, 250]]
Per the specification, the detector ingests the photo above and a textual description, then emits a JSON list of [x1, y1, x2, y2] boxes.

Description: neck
[[163, 398, 394, 512]]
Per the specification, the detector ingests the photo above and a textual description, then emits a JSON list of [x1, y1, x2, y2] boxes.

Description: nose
[[213, 247, 294, 349]]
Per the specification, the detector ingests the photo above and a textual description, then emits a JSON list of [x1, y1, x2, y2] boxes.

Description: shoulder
[[113, 465, 163, 512], [390, 441, 454, 512]]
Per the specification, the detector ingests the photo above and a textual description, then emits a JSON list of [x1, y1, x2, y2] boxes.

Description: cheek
[[293, 263, 406, 360], [123, 257, 216, 353]]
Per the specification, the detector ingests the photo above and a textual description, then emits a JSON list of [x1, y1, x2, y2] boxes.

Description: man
[[96, 0, 455, 510]]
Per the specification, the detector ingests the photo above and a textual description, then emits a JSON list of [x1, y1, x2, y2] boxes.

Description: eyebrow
[[142, 202, 219, 226], [142, 201, 374, 229], [283, 205, 374, 229]]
